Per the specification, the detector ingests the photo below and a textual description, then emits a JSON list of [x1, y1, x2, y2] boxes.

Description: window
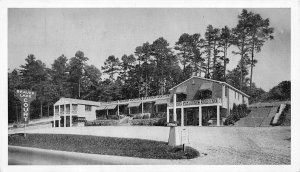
[[72, 104, 78, 113], [60, 105, 64, 114], [66, 104, 70, 114], [85, 105, 92, 111], [225, 87, 228, 97], [176, 93, 187, 102], [55, 106, 59, 114], [200, 90, 212, 99]]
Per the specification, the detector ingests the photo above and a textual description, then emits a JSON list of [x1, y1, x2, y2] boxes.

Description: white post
[[156, 105, 158, 113], [173, 94, 177, 122], [142, 99, 144, 114], [199, 106, 202, 126], [128, 107, 130, 115], [58, 105, 61, 128], [167, 107, 169, 123], [69, 104, 72, 127], [117, 101, 120, 117], [181, 107, 184, 126], [217, 105, 220, 126], [53, 105, 55, 128], [64, 104, 66, 127]]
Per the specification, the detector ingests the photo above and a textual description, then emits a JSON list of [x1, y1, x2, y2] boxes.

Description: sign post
[[15, 89, 36, 137]]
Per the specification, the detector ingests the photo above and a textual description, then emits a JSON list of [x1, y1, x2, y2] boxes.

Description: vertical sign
[[15, 89, 36, 123]]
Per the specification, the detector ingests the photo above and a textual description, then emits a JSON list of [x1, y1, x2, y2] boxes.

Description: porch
[[167, 97, 224, 126], [53, 103, 78, 128]]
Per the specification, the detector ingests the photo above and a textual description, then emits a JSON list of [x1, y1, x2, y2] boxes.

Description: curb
[[8, 146, 189, 165]]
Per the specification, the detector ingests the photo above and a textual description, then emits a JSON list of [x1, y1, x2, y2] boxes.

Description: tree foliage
[[8, 9, 278, 123]]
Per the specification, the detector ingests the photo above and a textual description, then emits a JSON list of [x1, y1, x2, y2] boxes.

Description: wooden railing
[[168, 98, 222, 107], [100, 94, 170, 106]]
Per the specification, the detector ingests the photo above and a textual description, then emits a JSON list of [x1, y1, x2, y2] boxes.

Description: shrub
[[129, 118, 160, 126], [85, 120, 119, 126], [132, 113, 151, 119], [224, 104, 248, 126], [153, 117, 167, 126], [108, 115, 119, 120], [151, 112, 166, 118]]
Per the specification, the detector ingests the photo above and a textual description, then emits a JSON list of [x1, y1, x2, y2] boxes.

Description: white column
[[117, 101, 120, 116], [217, 105, 220, 126], [173, 94, 177, 121], [58, 105, 61, 128], [199, 106, 202, 126], [167, 107, 169, 123], [64, 104, 66, 127], [128, 107, 130, 115], [181, 107, 184, 126], [53, 105, 55, 128], [156, 105, 158, 113], [142, 100, 144, 114], [70, 104, 72, 127]]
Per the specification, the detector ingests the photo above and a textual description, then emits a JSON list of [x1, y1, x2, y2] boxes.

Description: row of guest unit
[[52, 76, 249, 127], [97, 95, 169, 118]]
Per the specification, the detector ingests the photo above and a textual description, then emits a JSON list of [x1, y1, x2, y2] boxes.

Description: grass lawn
[[8, 133, 199, 159]]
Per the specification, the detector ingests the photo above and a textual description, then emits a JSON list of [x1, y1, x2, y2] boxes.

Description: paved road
[[9, 126, 291, 165]]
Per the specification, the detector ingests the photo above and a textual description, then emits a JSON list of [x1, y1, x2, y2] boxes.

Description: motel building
[[53, 76, 249, 127]]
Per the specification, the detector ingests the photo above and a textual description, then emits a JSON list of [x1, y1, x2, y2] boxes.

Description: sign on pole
[[15, 89, 36, 124]]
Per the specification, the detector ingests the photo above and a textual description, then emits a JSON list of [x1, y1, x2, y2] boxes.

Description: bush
[[85, 120, 119, 126], [129, 118, 160, 126], [153, 117, 167, 126], [108, 115, 119, 120], [151, 112, 166, 118], [224, 103, 248, 126], [132, 113, 151, 119]]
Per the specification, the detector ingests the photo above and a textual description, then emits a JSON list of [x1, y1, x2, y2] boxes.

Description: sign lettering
[[15, 89, 36, 123], [201, 98, 217, 104]]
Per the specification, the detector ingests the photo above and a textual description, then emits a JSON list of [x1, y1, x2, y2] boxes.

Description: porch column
[[156, 105, 158, 113], [128, 107, 131, 115], [181, 107, 184, 126], [173, 94, 177, 121], [58, 105, 61, 128], [117, 101, 120, 117], [70, 104, 72, 127], [142, 100, 144, 114], [199, 106, 202, 126], [217, 105, 220, 126], [53, 105, 55, 128], [64, 104, 66, 127], [167, 107, 169, 123]]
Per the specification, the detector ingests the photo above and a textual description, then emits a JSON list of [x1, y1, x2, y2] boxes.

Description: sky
[[8, 8, 291, 91]]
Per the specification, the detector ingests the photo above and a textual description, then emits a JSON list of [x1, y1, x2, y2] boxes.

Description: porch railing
[[168, 98, 222, 107]]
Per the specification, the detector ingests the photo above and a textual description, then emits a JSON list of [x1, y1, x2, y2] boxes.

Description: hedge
[[224, 104, 249, 125], [85, 120, 119, 126], [129, 118, 161, 126]]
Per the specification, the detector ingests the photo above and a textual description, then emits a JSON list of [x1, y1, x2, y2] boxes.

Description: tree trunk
[[138, 59, 141, 98], [47, 104, 50, 117], [240, 38, 245, 91], [224, 46, 227, 82], [207, 48, 211, 78], [40, 102, 43, 118], [15, 102, 18, 123], [250, 39, 255, 95], [213, 41, 217, 77]]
